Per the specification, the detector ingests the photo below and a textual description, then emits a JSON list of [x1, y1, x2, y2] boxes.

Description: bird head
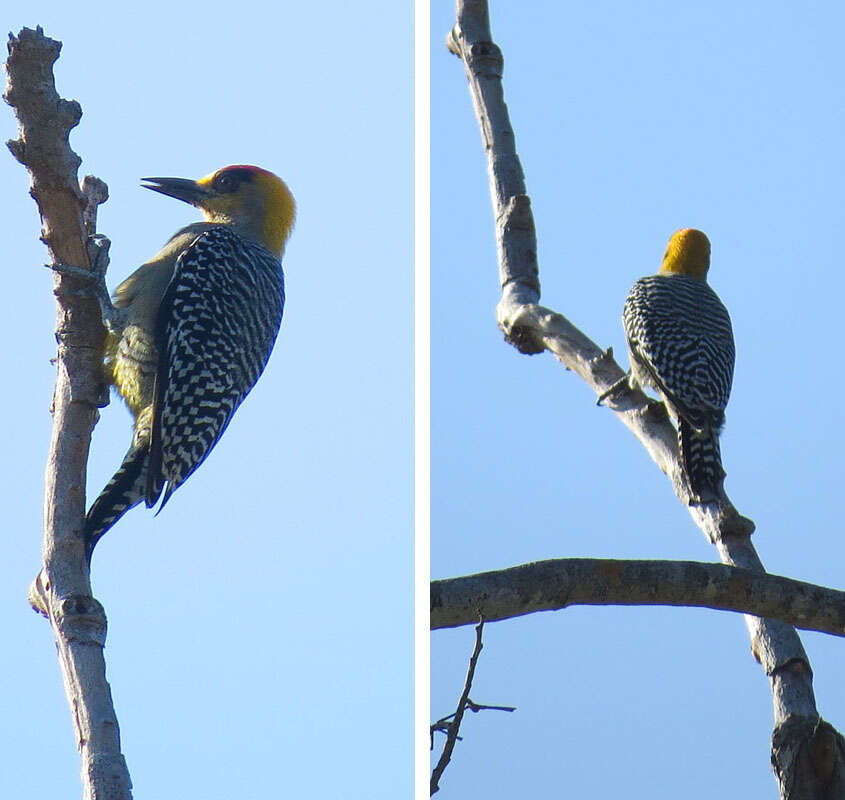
[[659, 228, 711, 280], [142, 165, 296, 257]]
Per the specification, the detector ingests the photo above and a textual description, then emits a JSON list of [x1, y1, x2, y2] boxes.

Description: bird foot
[[50, 236, 128, 334], [596, 373, 631, 406]]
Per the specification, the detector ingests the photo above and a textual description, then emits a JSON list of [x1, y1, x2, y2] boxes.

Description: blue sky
[[432, 1, 845, 796], [7, 2, 845, 798], [1, 2, 410, 798]]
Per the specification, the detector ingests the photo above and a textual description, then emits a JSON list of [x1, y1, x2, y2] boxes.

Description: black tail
[[677, 417, 725, 504], [84, 445, 149, 558]]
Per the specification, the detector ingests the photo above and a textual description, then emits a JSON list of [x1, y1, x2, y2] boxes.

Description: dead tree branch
[[430, 619, 492, 795], [444, 1, 844, 795], [432, 558, 845, 636], [5, 26, 132, 799]]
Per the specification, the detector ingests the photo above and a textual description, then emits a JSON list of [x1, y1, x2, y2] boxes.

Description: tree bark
[[431, 558, 845, 637], [5, 26, 132, 800]]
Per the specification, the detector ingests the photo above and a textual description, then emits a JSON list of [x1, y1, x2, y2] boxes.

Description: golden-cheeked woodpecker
[[602, 229, 735, 503], [83, 165, 295, 555]]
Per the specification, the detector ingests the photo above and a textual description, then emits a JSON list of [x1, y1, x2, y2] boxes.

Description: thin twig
[[431, 702, 515, 744], [464, 700, 516, 713], [430, 618, 488, 795]]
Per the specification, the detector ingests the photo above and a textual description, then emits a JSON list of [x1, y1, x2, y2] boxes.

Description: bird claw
[[49, 234, 111, 282], [49, 261, 95, 282], [87, 234, 111, 279], [50, 235, 126, 334], [596, 374, 631, 406]]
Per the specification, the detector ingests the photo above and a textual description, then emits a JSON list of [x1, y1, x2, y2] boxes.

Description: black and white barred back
[[149, 227, 285, 506], [622, 274, 734, 502], [85, 227, 284, 551]]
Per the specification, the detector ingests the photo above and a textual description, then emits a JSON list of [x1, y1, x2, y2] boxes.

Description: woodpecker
[[84, 165, 295, 555], [601, 229, 735, 503]]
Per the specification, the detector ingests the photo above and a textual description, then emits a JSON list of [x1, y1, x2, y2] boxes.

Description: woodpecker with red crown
[[83, 165, 295, 556]]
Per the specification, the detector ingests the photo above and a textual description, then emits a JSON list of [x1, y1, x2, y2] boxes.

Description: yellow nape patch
[[659, 228, 711, 279], [253, 171, 296, 257]]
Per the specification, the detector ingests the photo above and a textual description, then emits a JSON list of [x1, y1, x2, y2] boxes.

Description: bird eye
[[214, 173, 238, 193]]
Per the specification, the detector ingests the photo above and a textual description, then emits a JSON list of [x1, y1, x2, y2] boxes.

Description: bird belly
[[109, 324, 159, 422]]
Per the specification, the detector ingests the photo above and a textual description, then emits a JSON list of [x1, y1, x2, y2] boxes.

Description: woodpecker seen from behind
[[84, 165, 295, 555], [601, 228, 735, 503]]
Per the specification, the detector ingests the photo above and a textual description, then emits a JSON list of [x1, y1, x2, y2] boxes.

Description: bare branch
[[5, 26, 132, 799], [430, 619, 489, 795], [446, 0, 840, 793], [432, 559, 845, 636], [431, 701, 515, 744]]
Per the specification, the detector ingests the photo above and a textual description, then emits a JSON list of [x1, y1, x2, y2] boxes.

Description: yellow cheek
[[263, 216, 291, 256]]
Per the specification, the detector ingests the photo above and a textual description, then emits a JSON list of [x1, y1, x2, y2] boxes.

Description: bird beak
[[141, 176, 208, 206]]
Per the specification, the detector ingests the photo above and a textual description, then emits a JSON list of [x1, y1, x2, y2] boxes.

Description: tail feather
[[677, 417, 725, 503], [84, 445, 149, 557]]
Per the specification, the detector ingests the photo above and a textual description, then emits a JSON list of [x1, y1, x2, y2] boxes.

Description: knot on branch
[[446, 25, 504, 77], [28, 572, 106, 642], [466, 40, 503, 77], [55, 593, 107, 645], [503, 324, 545, 355], [6, 137, 25, 162], [711, 504, 756, 539], [772, 716, 845, 797], [57, 97, 82, 124], [497, 299, 545, 354]]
